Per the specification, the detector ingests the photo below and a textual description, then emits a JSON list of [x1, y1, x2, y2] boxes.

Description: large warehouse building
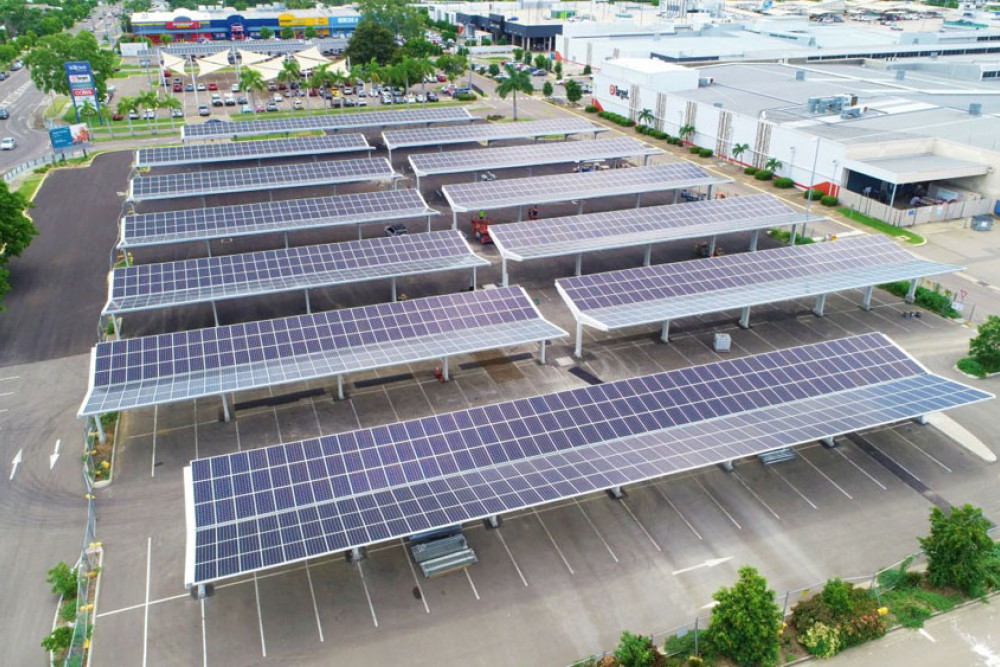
[[130, 7, 360, 42]]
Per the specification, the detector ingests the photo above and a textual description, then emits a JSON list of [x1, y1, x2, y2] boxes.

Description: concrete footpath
[[831, 601, 1000, 666]]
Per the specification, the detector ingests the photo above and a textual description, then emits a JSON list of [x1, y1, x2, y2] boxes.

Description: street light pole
[[803, 136, 821, 239]]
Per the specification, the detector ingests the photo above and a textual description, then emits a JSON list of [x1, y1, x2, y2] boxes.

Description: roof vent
[[970, 103, 982, 116], [895, 70, 906, 80], [795, 70, 805, 81], [713, 102, 723, 108]]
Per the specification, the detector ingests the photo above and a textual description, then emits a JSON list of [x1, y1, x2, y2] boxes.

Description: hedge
[[773, 177, 794, 189], [699, 148, 713, 158], [880, 281, 960, 318], [957, 357, 986, 378], [744, 166, 758, 175], [754, 170, 773, 181], [635, 125, 671, 140], [454, 93, 477, 101], [688, 145, 701, 154], [584, 104, 598, 113], [804, 189, 824, 201], [820, 195, 839, 206], [597, 110, 635, 127]]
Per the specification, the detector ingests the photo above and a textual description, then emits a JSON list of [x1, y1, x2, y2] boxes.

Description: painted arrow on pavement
[[10, 448, 22, 480], [50, 439, 61, 470], [672, 556, 733, 576]]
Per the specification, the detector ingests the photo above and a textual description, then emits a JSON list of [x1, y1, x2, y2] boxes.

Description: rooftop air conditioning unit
[[698, 76, 715, 86]]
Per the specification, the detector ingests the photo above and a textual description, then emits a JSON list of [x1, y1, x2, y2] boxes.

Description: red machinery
[[470, 215, 494, 244]]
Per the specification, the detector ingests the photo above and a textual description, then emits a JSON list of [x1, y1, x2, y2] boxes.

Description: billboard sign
[[166, 20, 200, 29], [49, 124, 90, 150], [64, 61, 100, 124]]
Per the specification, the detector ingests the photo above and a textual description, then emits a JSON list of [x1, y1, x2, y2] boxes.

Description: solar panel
[[120, 190, 437, 249], [181, 107, 474, 141], [182, 332, 994, 585], [556, 235, 962, 331], [80, 286, 567, 416], [128, 158, 397, 201], [136, 134, 372, 168], [383, 118, 606, 151], [443, 163, 728, 212], [104, 230, 489, 315], [408, 137, 660, 178], [491, 194, 824, 261]]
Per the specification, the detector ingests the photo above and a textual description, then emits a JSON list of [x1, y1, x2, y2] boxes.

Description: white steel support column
[[861, 285, 874, 310], [283, 231, 289, 249], [470, 266, 477, 290], [205, 240, 212, 257], [210, 301, 220, 326], [357, 224, 363, 240], [574, 319, 584, 358], [442, 357, 450, 381], [821, 436, 836, 448], [707, 185, 714, 200], [574, 254, 583, 276], [426, 215, 432, 232], [336, 375, 344, 400], [221, 394, 231, 422], [634, 193, 642, 208], [660, 320, 670, 343], [707, 236, 717, 257], [501, 257, 509, 287], [672, 190, 679, 204], [452, 210, 458, 230], [738, 306, 751, 329], [643, 244, 652, 266], [749, 229, 760, 251], [93, 415, 107, 444], [538, 340, 546, 364], [642, 154, 650, 166], [111, 316, 121, 341], [391, 277, 397, 302], [577, 200, 584, 215], [517, 205, 523, 222], [788, 224, 797, 246], [304, 290, 312, 314], [906, 278, 918, 304], [812, 293, 827, 317]]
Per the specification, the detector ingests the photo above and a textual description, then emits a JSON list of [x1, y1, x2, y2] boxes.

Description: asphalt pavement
[[0, 68, 51, 171]]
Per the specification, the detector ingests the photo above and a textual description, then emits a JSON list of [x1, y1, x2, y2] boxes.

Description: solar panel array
[[408, 137, 660, 177], [557, 235, 962, 330], [182, 107, 474, 140], [120, 190, 436, 248], [183, 332, 994, 584], [491, 194, 823, 261], [136, 134, 372, 168], [104, 231, 489, 315], [444, 163, 727, 211], [383, 118, 605, 150], [129, 158, 397, 201], [80, 286, 567, 416]]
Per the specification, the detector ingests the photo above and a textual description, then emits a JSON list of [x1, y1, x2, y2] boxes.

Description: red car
[[163, 68, 171, 78], [173, 82, 183, 92], [112, 112, 124, 121], [207, 82, 218, 91], [437, 74, 447, 82], [308, 88, 318, 97]]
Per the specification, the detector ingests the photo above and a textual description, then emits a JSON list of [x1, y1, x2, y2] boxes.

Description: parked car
[[267, 82, 277, 91], [196, 82, 206, 91], [211, 93, 223, 106], [415, 93, 425, 103], [111, 112, 124, 121], [308, 88, 318, 97], [394, 94, 405, 104], [143, 109, 156, 119], [185, 83, 194, 92], [292, 100, 303, 110], [231, 83, 240, 92], [356, 88, 366, 97], [171, 108, 184, 118], [532, 69, 547, 76], [173, 82, 183, 92], [0, 107, 8, 119], [207, 82, 218, 91], [437, 74, 447, 82], [273, 93, 283, 102], [266, 101, 278, 112], [237, 96, 248, 105], [128, 109, 139, 120], [406, 94, 416, 104], [198, 104, 210, 116], [240, 104, 252, 114], [426, 91, 438, 102], [224, 94, 236, 106], [0, 137, 14, 150]]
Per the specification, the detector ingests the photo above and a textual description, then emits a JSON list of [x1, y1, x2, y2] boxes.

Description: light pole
[[803, 135, 821, 238]]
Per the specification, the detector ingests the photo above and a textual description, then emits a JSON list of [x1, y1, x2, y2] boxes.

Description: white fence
[[840, 189, 993, 227], [1, 147, 88, 184]]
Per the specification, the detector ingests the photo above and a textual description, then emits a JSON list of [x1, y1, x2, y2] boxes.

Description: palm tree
[[239, 68, 266, 118], [136, 90, 159, 134], [382, 62, 403, 107], [764, 156, 783, 173], [409, 57, 436, 104], [365, 58, 382, 97], [159, 94, 182, 130], [678, 124, 695, 143], [277, 58, 301, 113], [732, 142, 749, 164], [307, 65, 330, 115], [495, 65, 534, 121], [637, 108, 654, 128], [116, 96, 138, 136]]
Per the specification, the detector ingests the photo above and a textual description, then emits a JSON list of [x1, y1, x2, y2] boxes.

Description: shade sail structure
[[407, 137, 661, 182], [383, 118, 606, 153], [182, 332, 993, 586], [443, 163, 728, 213], [197, 50, 230, 77], [161, 52, 187, 77], [237, 49, 271, 66], [128, 157, 397, 201], [250, 56, 285, 81], [135, 134, 372, 168], [293, 46, 332, 71], [181, 107, 475, 141], [103, 230, 489, 315], [556, 235, 962, 336], [80, 286, 567, 417], [120, 189, 437, 249]]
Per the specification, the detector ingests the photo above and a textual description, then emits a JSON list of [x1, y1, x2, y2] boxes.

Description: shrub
[[754, 170, 773, 181], [584, 104, 598, 113], [708, 566, 782, 667], [820, 194, 839, 206], [46, 562, 77, 599], [698, 148, 713, 158], [772, 177, 794, 188], [969, 315, 1000, 372], [41, 627, 73, 653], [890, 598, 933, 628], [454, 93, 477, 101], [688, 145, 701, 154], [804, 188, 824, 200], [744, 166, 758, 175], [822, 578, 852, 617], [842, 610, 887, 647], [583, 64, 592, 75], [59, 600, 76, 623], [957, 357, 986, 378], [921, 504, 996, 597], [663, 629, 703, 658], [801, 622, 842, 658], [614, 631, 660, 667]]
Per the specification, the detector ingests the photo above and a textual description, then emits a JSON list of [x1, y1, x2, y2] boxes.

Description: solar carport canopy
[[182, 332, 993, 586], [408, 137, 660, 178], [128, 158, 397, 201], [80, 286, 567, 416], [556, 235, 962, 330], [383, 117, 606, 151], [103, 230, 489, 315], [120, 190, 436, 249], [491, 194, 823, 262], [444, 163, 728, 212], [181, 107, 475, 141], [135, 134, 372, 168]]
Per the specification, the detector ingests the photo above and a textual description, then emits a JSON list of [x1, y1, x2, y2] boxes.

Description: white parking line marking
[[918, 628, 936, 643], [142, 537, 151, 667], [464, 569, 481, 600], [253, 573, 267, 655], [574, 499, 619, 562], [695, 479, 742, 530], [356, 562, 379, 627], [533, 508, 574, 574], [767, 467, 817, 509], [832, 446, 887, 490], [619, 499, 662, 551], [304, 562, 324, 642], [0, 376, 20, 382], [799, 451, 854, 500], [0, 391, 13, 398], [150, 406, 158, 478], [49, 439, 61, 470], [653, 485, 703, 540], [732, 472, 780, 520], [400, 540, 430, 613], [495, 530, 528, 587], [890, 429, 952, 473]]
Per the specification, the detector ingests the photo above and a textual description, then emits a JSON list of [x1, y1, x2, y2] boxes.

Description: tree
[[554, 61, 562, 80], [401, 38, 439, 59], [0, 180, 36, 310], [344, 19, 397, 66], [307, 64, 333, 113], [40, 626, 73, 653], [159, 93, 182, 129], [969, 315, 1000, 372], [136, 89, 159, 133], [764, 156, 783, 172], [732, 142, 749, 163], [238, 68, 266, 118], [304, 26, 317, 40], [564, 78, 582, 105], [23, 31, 116, 100], [280, 26, 294, 40], [678, 124, 695, 142], [613, 631, 658, 667], [533, 54, 547, 71], [542, 80, 553, 97], [523, 49, 533, 65], [116, 96, 137, 135], [364, 57, 382, 96], [513, 47, 523, 62], [259, 26, 273, 39], [436, 53, 467, 84], [637, 108, 654, 127], [488, 62, 500, 78], [495, 65, 533, 120], [709, 566, 782, 667], [356, 0, 424, 41], [277, 58, 301, 101], [408, 57, 436, 102], [920, 504, 995, 597], [583, 64, 592, 75]]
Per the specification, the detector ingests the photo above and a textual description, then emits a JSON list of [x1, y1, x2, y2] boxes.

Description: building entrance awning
[[844, 153, 990, 185]]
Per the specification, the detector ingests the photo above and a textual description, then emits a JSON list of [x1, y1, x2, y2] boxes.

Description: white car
[[230, 83, 240, 92], [143, 109, 156, 119], [0, 137, 15, 150], [292, 100, 303, 110], [273, 93, 283, 102]]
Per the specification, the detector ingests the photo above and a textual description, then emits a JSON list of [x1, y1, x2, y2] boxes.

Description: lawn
[[16, 172, 45, 201], [837, 207, 925, 245]]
